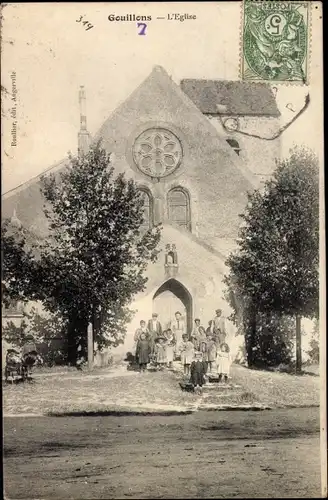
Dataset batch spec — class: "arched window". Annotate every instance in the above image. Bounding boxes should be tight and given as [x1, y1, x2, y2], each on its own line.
[167, 251, 175, 264]
[167, 188, 191, 231]
[226, 138, 241, 156]
[138, 189, 153, 231]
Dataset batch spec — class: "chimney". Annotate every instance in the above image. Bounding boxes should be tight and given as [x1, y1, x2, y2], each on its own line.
[78, 86, 91, 156]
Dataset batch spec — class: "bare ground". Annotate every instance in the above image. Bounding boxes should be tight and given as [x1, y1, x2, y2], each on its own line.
[2, 364, 320, 416]
[3, 407, 321, 499]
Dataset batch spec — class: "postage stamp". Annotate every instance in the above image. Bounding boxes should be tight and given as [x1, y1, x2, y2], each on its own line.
[241, 0, 310, 83]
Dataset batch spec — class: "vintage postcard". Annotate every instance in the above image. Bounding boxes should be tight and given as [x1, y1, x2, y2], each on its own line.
[1, 2, 325, 499]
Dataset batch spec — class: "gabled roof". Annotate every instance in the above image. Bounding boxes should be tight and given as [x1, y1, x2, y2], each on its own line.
[2, 66, 260, 240]
[180, 79, 280, 116]
[2, 157, 68, 200]
[94, 65, 258, 190]
[2, 67, 266, 205]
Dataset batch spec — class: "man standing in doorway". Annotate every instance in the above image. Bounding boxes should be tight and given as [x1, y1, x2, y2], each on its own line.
[171, 311, 186, 359]
[147, 313, 162, 355]
[213, 308, 226, 345]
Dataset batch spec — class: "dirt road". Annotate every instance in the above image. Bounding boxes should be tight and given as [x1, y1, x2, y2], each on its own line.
[4, 407, 321, 499]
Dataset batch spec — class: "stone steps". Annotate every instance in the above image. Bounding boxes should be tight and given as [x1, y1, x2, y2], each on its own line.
[203, 383, 242, 391]
[170, 363, 246, 402]
[180, 381, 242, 394]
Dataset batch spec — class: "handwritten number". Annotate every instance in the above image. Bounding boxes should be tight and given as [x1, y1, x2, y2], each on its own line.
[137, 23, 147, 35]
[76, 15, 94, 31]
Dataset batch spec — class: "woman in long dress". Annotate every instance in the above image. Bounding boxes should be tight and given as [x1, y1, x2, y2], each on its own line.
[198, 329, 208, 372]
[171, 311, 186, 360]
[134, 320, 150, 356]
[217, 342, 231, 382]
[206, 336, 217, 374]
[190, 318, 201, 349]
[180, 334, 195, 376]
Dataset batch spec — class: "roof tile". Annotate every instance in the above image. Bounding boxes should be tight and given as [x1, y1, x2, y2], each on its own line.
[180, 79, 280, 116]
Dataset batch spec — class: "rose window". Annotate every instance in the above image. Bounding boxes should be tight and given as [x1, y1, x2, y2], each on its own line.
[133, 128, 183, 178]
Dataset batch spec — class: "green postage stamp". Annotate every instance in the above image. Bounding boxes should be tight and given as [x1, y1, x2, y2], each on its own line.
[242, 1, 310, 83]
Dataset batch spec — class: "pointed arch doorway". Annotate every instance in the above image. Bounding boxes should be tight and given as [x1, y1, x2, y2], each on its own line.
[153, 279, 193, 333]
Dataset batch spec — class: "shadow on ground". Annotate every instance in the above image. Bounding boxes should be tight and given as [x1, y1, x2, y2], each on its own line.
[49, 409, 195, 417]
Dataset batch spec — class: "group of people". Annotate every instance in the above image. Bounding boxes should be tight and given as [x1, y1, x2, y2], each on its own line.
[5, 335, 42, 382]
[133, 309, 232, 390]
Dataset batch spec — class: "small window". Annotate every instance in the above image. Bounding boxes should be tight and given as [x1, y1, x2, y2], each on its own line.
[167, 251, 175, 264]
[226, 139, 241, 156]
[168, 188, 191, 231]
[138, 189, 153, 231]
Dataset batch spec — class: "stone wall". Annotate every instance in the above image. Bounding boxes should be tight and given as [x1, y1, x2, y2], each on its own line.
[208, 115, 281, 184]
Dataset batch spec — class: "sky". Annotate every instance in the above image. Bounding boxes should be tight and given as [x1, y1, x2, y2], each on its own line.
[1, 2, 323, 194]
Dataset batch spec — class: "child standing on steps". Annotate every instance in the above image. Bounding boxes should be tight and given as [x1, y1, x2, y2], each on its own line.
[217, 342, 231, 382]
[165, 328, 176, 368]
[180, 334, 195, 376]
[206, 336, 217, 374]
[190, 351, 207, 394]
[154, 336, 167, 370]
[135, 332, 151, 372]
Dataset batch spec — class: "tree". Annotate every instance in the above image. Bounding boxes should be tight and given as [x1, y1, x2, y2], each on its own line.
[2, 307, 69, 366]
[224, 147, 319, 371]
[1, 220, 39, 307]
[2, 142, 161, 364]
[306, 319, 320, 365]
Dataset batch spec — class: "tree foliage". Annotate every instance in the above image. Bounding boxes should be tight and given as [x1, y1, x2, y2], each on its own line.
[2, 143, 161, 363]
[246, 313, 295, 368]
[1, 221, 39, 306]
[2, 307, 68, 366]
[306, 319, 320, 365]
[224, 147, 319, 367]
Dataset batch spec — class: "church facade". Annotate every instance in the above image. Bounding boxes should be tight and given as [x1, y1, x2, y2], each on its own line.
[2, 66, 281, 356]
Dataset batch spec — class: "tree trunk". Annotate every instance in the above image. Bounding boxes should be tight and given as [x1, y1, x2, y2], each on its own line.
[295, 315, 302, 373]
[67, 314, 88, 366]
[67, 338, 77, 366]
[87, 305, 98, 370]
[87, 322, 94, 370]
[67, 320, 78, 366]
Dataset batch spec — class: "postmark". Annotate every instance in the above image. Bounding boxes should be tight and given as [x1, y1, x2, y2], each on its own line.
[241, 1, 310, 83]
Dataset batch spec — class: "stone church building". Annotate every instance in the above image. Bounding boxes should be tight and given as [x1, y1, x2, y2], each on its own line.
[2, 65, 281, 356]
